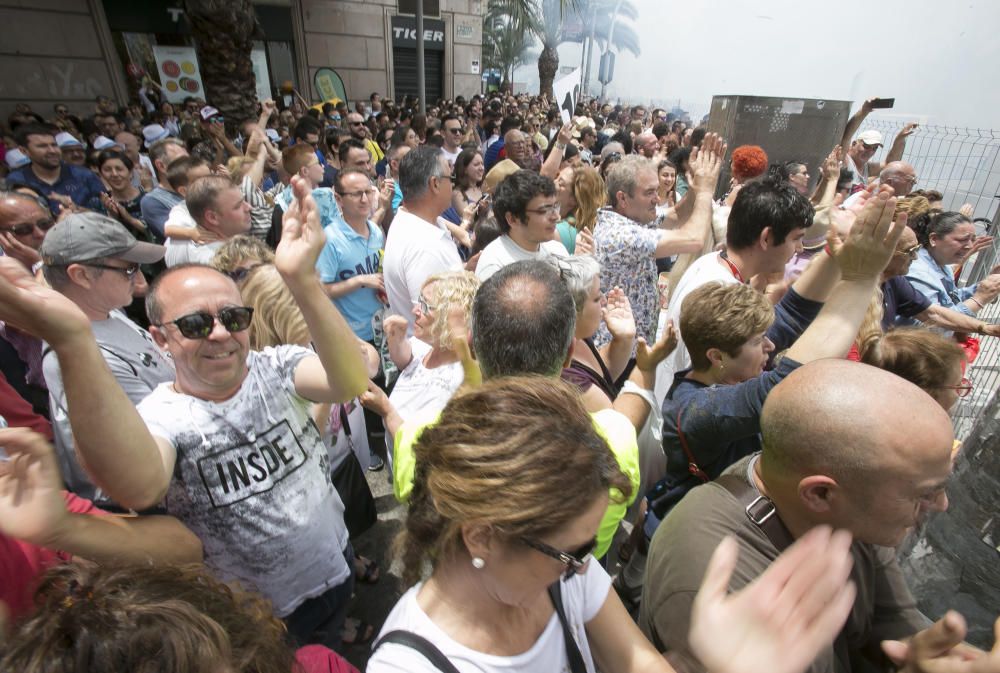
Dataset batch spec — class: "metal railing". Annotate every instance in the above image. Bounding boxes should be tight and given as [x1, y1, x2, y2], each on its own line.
[859, 120, 1000, 439]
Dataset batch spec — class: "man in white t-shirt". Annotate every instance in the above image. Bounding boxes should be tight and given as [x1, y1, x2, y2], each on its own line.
[439, 114, 464, 167]
[1, 177, 370, 648]
[654, 177, 814, 404]
[164, 175, 251, 267]
[475, 169, 568, 280]
[383, 146, 462, 333]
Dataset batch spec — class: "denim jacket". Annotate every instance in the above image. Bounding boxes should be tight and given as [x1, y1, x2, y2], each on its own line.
[904, 247, 976, 317]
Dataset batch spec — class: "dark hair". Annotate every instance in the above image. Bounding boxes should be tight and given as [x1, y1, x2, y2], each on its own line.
[499, 115, 522, 135]
[454, 148, 483, 190]
[651, 121, 670, 139]
[337, 137, 367, 165]
[471, 214, 502, 256]
[96, 148, 134, 172]
[609, 129, 632, 155]
[471, 260, 575, 378]
[165, 155, 208, 191]
[441, 113, 461, 128]
[690, 127, 707, 147]
[911, 210, 971, 247]
[398, 146, 444, 202]
[334, 167, 370, 194]
[491, 170, 556, 234]
[14, 123, 58, 147]
[291, 117, 321, 141]
[727, 176, 814, 250]
[0, 563, 296, 673]
[185, 174, 236, 224]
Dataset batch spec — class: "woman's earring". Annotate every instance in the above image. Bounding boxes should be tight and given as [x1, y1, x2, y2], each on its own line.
[471, 557, 486, 569]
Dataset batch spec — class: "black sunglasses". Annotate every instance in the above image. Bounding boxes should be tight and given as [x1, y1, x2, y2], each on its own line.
[3, 218, 56, 237]
[521, 536, 597, 580]
[85, 262, 140, 278]
[156, 306, 254, 339]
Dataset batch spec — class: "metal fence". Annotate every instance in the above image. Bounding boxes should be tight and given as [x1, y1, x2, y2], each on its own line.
[861, 121, 1000, 439]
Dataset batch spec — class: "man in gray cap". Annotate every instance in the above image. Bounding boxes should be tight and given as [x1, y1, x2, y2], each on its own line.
[39, 212, 174, 508]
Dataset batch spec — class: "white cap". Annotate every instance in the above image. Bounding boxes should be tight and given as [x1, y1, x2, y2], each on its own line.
[4, 148, 30, 169]
[142, 124, 170, 148]
[92, 136, 117, 150]
[55, 132, 84, 148]
[857, 129, 884, 147]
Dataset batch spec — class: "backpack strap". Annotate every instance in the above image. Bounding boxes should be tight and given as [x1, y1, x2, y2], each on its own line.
[371, 630, 462, 673]
[547, 582, 588, 673]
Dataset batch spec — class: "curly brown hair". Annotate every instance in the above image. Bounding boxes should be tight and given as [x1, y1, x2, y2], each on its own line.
[0, 563, 297, 673]
[398, 376, 632, 586]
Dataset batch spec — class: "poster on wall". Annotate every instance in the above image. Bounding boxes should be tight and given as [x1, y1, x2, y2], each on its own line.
[251, 49, 272, 103]
[152, 46, 205, 103]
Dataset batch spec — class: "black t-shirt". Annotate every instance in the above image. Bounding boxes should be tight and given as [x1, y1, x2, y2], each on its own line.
[882, 276, 931, 329]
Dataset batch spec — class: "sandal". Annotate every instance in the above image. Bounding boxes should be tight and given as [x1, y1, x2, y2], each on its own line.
[354, 555, 380, 584]
[340, 617, 375, 646]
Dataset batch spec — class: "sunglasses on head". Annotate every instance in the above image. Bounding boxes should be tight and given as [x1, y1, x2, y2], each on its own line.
[2, 218, 55, 237]
[156, 306, 254, 339]
[521, 536, 597, 580]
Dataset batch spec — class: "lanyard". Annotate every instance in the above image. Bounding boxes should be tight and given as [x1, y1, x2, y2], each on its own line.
[719, 251, 746, 284]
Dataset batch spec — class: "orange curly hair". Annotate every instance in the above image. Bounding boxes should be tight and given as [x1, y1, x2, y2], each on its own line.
[731, 145, 769, 181]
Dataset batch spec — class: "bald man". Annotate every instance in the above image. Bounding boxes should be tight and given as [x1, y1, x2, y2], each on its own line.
[844, 161, 917, 208]
[635, 132, 658, 159]
[640, 359, 965, 673]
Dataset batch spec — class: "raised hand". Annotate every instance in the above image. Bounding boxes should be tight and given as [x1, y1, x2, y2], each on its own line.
[689, 132, 727, 195]
[557, 122, 574, 147]
[882, 611, 1000, 673]
[382, 314, 408, 346]
[602, 287, 636, 342]
[899, 122, 919, 138]
[275, 174, 325, 283]
[0, 231, 42, 268]
[689, 526, 857, 673]
[823, 146, 843, 181]
[0, 257, 90, 347]
[635, 320, 678, 373]
[959, 204, 976, 218]
[0, 427, 70, 549]
[831, 187, 907, 281]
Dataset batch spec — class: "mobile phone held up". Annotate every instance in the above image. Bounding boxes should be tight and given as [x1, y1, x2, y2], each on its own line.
[870, 98, 895, 109]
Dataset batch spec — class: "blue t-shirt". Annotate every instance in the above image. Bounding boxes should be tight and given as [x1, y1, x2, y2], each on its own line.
[316, 217, 385, 341]
[140, 187, 184, 242]
[7, 163, 106, 214]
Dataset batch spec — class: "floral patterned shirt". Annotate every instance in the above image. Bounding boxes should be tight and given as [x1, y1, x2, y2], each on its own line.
[593, 207, 661, 347]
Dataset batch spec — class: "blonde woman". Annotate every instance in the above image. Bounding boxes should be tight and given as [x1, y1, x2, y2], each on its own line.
[555, 165, 605, 254]
[361, 271, 479, 467]
[239, 263, 382, 645]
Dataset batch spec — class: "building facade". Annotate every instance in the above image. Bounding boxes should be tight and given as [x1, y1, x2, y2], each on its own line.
[0, 0, 485, 120]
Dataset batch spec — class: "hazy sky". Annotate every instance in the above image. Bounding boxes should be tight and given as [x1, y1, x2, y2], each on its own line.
[514, 0, 1000, 129]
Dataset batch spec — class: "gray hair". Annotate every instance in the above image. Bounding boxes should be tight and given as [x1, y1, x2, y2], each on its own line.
[605, 155, 655, 208]
[148, 137, 186, 166]
[547, 255, 601, 313]
[398, 146, 445, 202]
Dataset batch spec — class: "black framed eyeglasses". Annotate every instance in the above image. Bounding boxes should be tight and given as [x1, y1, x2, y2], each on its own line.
[85, 262, 140, 278]
[3, 218, 56, 237]
[521, 536, 597, 580]
[156, 306, 254, 340]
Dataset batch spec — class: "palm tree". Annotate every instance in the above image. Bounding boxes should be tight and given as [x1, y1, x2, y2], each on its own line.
[489, 0, 640, 98]
[482, 4, 537, 91]
[184, 0, 261, 128]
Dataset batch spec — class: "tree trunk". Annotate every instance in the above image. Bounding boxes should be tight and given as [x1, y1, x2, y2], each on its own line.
[538, 44, 559, 99]
[899, 391, 1000, 649]
[184, 0, 260, 131]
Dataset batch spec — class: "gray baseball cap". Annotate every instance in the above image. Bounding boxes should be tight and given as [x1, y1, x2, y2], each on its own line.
[40, 212, 165, 266]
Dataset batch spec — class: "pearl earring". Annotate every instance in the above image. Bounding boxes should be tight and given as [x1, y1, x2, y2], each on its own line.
[471, 557, 485, 569]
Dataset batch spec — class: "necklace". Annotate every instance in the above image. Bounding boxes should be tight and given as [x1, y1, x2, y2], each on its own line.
[719, 250, 746, 284]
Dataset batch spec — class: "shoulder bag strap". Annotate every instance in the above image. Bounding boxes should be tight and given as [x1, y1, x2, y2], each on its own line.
[371, 630, 463, 673]
[676, 408, 710, 483]
[715, 473, 795, 552]
[547, 582, 588, 673]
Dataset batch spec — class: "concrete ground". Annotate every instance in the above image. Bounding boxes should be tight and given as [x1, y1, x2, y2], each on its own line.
[339, 467, 408, 671]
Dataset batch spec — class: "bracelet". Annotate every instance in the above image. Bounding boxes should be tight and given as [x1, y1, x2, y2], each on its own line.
[970, 297, 985, 309]
[979, 322, 988, 335]
[824, 244, 833, 256]
[555, 142, 567, 151]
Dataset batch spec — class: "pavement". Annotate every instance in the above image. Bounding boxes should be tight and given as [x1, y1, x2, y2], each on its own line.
[339, 465, 408, 671]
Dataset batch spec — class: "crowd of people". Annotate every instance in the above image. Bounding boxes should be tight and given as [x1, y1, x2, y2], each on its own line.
[1, 86, 999, 673]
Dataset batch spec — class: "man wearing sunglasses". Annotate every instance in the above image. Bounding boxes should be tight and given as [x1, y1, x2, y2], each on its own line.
[346, 112, 383, 166]
[439, 114, 464, 167]
[38, 212, 172, 508]
[0, 175, 370, 648]
[839, 97, 919, 193]
[0, 191, 54, 271]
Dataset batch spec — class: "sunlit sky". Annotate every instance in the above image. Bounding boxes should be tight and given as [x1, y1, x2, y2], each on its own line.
[512, 0, 1000, 129]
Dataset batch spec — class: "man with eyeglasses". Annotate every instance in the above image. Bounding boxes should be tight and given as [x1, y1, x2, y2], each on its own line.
[38, 212, 173, 508]
[843, 161, 918, 209]
[346, 112, 383, 167]
[475, 170, 568, 281]
[879, 224, 1000, 337]
[0, 175, 370, 649]
[439, 114, 465, 167]
[383, 147, 463, 334]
